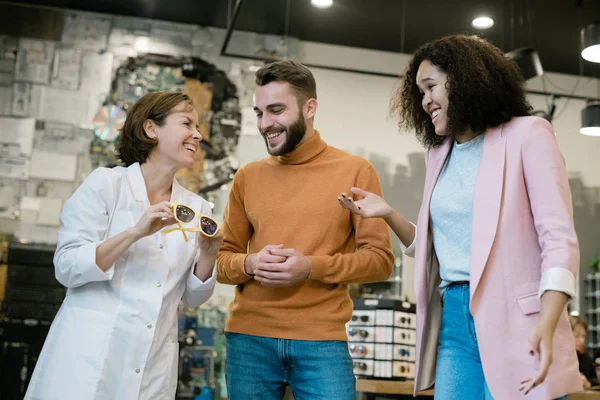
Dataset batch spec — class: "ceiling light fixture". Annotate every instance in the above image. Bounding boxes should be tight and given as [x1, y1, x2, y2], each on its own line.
[580, 103, 600, 136]
[581, 22, 600, 63]
[134, 36, 149, 53]
[472, 16, 494, 29]
[311, 0, 333, 8]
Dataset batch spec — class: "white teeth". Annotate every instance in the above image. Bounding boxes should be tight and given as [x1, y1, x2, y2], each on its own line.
[432, 110, 440, 119]
[184, 144, 195, 152]
[266, 131, 283, 139]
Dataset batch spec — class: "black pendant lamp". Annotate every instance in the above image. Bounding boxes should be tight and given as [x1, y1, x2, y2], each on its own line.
[580, 103, 600, 136]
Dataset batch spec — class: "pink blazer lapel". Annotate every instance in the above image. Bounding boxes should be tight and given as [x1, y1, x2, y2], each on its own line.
[470, 124, 506, 302]
[424, 138, 452, 205]
[415, 137, 452, 300]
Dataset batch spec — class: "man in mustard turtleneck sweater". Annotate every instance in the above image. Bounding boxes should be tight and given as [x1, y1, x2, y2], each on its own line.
[217, 60, 394, 399]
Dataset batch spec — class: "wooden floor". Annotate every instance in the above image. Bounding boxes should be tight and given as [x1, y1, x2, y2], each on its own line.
[356, 379, 433, 396]
[355, 379, 600, 399]
[279, 379, 600, 399]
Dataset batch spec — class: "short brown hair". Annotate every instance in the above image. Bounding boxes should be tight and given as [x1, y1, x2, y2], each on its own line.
[392, 34, 531, 148]
[255, 60, 317, 105]
[570, 315, 589, 332]
[116, 91, 192, 166]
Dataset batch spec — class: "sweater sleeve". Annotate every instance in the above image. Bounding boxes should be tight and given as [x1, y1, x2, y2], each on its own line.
[307, 164, 395, 284]
[216, 168, 255, 285]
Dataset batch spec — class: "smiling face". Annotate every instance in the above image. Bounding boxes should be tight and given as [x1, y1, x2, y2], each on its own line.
[253, 81, 310, 156]
[145, 101, 202, 169]
[416, 59, 450, 137]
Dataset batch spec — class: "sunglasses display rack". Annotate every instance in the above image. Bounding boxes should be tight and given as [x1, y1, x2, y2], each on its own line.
[176, 305, 228, 400]
[584, 271, 600, 355]
[348, 298, 417, 380]
[0, 238, 61, 399]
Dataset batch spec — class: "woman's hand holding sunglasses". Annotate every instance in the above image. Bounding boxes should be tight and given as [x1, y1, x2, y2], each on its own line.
[162, 203, 221, 242]
[194, 225, 224, 282]
[131, 201, 175, 240]
[197, 226, 224, 256]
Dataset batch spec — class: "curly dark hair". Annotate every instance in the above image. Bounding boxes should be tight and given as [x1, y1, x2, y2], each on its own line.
[391, 34, 532, 148]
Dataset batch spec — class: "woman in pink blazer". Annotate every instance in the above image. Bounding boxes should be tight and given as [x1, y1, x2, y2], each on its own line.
[339, 35, 581, 399]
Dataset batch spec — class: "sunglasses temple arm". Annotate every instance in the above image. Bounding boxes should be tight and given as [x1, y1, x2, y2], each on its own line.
[163, 226, 206, 234]
[179, 222, 189, 242]
[162, 225, 189, 242]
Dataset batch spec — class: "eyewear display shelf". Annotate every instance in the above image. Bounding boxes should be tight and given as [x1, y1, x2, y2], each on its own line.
[348, 298, 417, 381]
[583, 272, 600, 355]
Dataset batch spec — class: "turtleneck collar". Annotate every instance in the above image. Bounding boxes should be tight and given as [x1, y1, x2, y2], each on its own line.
[269, 130, 328, 165]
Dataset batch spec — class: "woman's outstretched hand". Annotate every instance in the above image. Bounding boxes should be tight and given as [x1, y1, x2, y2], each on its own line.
[337, 187, 393, 220]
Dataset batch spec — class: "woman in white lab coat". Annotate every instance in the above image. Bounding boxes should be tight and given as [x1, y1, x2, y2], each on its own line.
[25, 92, 223, 400]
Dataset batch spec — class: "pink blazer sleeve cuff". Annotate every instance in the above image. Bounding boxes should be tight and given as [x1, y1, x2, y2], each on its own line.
[401, 223, 417, 257]
[538, 267, 576, 299]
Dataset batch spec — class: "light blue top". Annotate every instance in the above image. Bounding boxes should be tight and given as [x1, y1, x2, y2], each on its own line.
[429, 133, 485, 291]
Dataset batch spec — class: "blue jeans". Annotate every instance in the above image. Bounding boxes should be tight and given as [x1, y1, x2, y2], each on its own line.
[434, 283, 568, 400]
[225, 332, 356, 400]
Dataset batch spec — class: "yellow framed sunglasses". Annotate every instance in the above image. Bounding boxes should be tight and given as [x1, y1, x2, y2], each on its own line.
[162, 203, 219, 242]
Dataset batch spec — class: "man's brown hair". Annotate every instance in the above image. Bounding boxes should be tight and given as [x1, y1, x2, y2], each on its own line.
[255, 60, 317, 106]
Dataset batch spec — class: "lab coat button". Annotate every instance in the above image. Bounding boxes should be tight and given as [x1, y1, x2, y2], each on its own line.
[135, 368, 140, 373]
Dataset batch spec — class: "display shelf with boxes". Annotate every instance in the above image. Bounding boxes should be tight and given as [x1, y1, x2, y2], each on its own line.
[583, 271, 600, 354]
[0, 237, 61, 399]
[348, 298, 417, 381]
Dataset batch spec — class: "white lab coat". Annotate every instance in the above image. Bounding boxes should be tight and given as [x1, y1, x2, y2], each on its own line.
[25, 162, 216, 400]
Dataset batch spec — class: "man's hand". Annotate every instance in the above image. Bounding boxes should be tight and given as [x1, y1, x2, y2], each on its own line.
[254, 248, 311, 287]
[244, 244, 286, 276]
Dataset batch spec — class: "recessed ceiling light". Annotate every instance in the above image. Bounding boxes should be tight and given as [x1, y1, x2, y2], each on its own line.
[311, 0, 333, 8]
[472, 16, 494, 29]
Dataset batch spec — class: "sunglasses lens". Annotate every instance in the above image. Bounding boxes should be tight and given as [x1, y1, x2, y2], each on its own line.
[176, 205, 195, 223]
[200, 216, 218, 235]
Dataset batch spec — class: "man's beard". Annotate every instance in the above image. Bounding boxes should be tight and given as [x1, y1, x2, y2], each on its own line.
[263, 111, 306, 156]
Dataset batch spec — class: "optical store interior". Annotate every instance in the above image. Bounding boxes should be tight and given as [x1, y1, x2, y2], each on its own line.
[1, 0, 600, 399]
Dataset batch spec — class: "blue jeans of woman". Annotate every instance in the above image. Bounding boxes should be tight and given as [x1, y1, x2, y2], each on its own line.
[434, 282, 568, 400]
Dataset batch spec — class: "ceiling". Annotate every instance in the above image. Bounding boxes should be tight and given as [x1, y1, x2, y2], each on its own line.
[9, 0, 600, 77]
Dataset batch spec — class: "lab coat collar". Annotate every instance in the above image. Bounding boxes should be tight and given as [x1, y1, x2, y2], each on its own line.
[126, 162, 189, 205]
